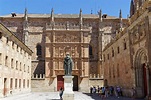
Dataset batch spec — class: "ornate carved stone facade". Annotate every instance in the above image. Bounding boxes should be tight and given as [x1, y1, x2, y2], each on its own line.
[0, 8, 128, 92]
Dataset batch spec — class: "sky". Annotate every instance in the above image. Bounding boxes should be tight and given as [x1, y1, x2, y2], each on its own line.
[0, 0, 131, 18]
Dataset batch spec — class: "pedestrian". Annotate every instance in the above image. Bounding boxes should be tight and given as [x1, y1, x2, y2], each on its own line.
[59, 87, 63, 100]
[90, 86, 93, 95]
[132, 87, 136, 100]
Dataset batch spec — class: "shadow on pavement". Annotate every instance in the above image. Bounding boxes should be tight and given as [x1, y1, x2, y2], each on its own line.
[83, 93, 100, 100]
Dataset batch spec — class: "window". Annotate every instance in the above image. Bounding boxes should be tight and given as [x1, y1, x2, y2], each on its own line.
[117, 46, 120, 54]
[6, 37, 9, 44]
[23, 79, 25, 88]
[124, 42, 127, 50]
[107, 54, 109, 60]
[123, 39, 127, 50]
[15, 79, 17, 89]
[112, 48, 114, 57]
[11, 59, 13, 68]
[19, 79, 21, 88]
[0, 32, 2, 39]
[27, 80, 29, 88]
[36, 44, 42, 56]
[12, 42, 15, 49]
[17, 45, 19, 52]
[89, 45, 93, 56]
[5, 56, 8, 66]
[10, 78, 13, 89]
[16, 61, 18, 70]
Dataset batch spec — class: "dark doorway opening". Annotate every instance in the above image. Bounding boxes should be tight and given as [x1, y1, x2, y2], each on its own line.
[73, 75, 78, 91]
[57, 75, 64, 91]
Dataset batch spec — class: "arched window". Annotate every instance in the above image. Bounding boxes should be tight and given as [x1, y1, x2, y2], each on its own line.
[89, 45, 93, 56]
[36, 44, 42, 56]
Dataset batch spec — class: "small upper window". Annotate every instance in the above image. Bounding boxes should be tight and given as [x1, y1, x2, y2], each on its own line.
[117, 46, 120, 54]
[6, 37, 9, 44]
[89, 45, 93, 56]
[0, 32, 2, 39]
[36, 44, 42, 56]
[124, 42, 127, 50]
[112, 48, 114, 57]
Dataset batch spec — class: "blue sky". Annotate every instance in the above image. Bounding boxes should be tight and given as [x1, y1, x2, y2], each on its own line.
[0, 0, 131, 18]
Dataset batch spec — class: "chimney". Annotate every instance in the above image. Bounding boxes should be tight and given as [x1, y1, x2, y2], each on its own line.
[102, 14, 107, 18]
[11, 12, 16, 17]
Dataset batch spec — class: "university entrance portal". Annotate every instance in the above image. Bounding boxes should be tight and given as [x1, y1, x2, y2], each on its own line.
[57, 75, 78, 91]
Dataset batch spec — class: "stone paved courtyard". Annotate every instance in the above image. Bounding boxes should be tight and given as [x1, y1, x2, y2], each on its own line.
[1, 92, 144, 100]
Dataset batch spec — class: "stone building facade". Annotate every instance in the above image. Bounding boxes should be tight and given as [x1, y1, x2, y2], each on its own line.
[102, 0, 151, 99]
[0, 8, 128, 92]
[0, 23, 32, 98]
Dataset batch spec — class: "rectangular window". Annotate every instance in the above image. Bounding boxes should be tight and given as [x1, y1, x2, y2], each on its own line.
[16, 61, 18, 70]
[124, 42, 127, 50]
[23, 79, 25, 88]
[27, 80, 29, 88]
[12, 42, 15, 49]
[19, 79, 21, 88]
[107, 54, 109, 60]
[10, 78, 13, 89]
[5, 56, 8, 67]
[11, 59, 13, 68]
[15, 79, 17, 89]
[6, 37, 9, 44]
[117, 46, 120, 54]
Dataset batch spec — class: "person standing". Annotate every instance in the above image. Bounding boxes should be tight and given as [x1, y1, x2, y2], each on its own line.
[59, 87, 63, 100]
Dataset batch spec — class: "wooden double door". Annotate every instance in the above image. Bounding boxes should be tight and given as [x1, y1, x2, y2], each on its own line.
[57, 75, 78, 91]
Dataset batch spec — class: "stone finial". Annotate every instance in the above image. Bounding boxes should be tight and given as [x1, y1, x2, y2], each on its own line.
[119, 9, 122, 18]
[79, 8, 83, 29]
[79, 8, 82, 16]
[99, 9, 102, 22]
[50, 8, 54, 22]
[130, 0, 135, 17]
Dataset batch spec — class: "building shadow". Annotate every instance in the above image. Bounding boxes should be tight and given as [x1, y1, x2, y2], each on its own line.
[83, 93, 100, 100]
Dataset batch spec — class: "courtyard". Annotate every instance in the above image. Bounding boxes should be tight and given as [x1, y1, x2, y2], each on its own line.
[1, 92, 144, 100]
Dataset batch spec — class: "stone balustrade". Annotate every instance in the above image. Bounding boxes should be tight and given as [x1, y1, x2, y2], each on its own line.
[89, 74, 103, 79]
[45, 23, 89, 30]
[31, 74, 45, 79]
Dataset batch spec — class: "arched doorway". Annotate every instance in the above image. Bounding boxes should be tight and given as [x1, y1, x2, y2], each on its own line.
[134, 48, 148, 98]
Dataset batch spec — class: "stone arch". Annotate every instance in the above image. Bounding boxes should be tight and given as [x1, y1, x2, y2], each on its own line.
[134, 48, 148, 98]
